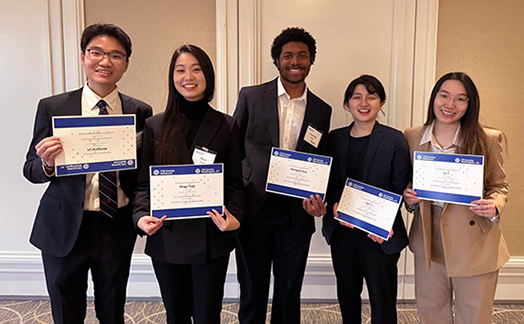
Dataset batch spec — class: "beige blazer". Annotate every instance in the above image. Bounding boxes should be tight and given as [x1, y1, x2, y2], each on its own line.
[405, 125, 509, 277]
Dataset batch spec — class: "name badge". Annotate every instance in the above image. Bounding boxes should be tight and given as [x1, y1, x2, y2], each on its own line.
[136, 131, 143, 149]
[304, 124, 322, 149]
[192, 146, 217, 165]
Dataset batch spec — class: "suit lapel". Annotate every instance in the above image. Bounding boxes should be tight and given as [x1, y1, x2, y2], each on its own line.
[263, 79, 280, 147]
[65, 88, 83, 116]
[296, 91, 318, 152]
[362, 123, 383, 182]
[190, 108, 221, 155]
[338, 124, 351, 183]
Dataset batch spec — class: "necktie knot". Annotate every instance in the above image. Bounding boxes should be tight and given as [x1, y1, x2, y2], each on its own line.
[97, 100, 108, 115]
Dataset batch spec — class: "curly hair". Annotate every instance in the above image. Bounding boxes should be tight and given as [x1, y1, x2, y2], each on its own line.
[270, 27, 316, 67]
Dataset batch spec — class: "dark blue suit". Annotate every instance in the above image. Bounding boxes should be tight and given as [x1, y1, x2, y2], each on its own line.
[23, 88, 152, 324]
[323, 122, 411, 324]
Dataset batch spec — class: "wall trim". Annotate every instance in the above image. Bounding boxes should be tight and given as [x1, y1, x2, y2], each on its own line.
[1, 252, 523, 300]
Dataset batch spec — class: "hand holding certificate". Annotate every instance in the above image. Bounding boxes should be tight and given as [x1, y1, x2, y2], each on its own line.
[150, 164, 224, 220]
[265, 148, 332, 200]
[412, 151, 484, 205]
[52, 115, 137, 176]
[336, 179, 402, 240]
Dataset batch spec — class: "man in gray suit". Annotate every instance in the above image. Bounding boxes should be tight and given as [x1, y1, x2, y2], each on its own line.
[233, 27, 332, 324]
[23, 23, 152, 324]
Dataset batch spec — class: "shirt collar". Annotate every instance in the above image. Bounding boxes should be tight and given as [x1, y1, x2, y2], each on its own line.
[83, 82, 120, 111]
[420, 120, 461, 148]
[277, 77, 308, 104]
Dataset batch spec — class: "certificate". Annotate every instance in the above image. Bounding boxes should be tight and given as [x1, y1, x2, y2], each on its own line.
[337, 179, 402, 240]
[52, 115, 136, 176]
[413, 151, 484, 205]
[150, 164, 223, 220]
[265, 148, 332, 200]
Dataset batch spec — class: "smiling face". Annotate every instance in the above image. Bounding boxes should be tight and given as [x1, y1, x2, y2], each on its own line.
[276, 41, 311, 85]
[81, 35, 128, 97]
[347, 84, 384, 124]
[433, 80, 469, 126]
[173, 52, 206, 102]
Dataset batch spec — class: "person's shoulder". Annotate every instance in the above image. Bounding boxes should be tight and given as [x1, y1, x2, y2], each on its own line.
[483, 126, 504, 140]
[404, 125, 425, 138]
[120, 93, 153, 111]
[39, 88, 81, 105]
[307, 89, 332, 110]
[145, 112, 163, 129]
[377, 123, 404, 138]
[239, 79, 276, 95]
[329, 125, 350, 137]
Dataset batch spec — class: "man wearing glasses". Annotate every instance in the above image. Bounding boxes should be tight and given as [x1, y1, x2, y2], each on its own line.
[23, 23, 152, 323]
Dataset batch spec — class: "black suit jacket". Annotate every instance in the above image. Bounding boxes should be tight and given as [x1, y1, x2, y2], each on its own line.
[322, 122, 411, 254]
[23, 88, 153, 257]
[233, 78, 332, 235]
[133, 109, 244, 264]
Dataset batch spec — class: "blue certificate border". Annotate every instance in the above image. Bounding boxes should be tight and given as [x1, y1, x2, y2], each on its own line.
[152, 206, 223, 219]
[56, 159, 135, 176]
[337, 212, 390, 240]
[336, 179, 401, 240]
[265, 148, 331, 200]
[53, 115, 135, 128]
[150, 163, 224, 219]
[413, 151, 484, 205]
[271, 148, 332, 165]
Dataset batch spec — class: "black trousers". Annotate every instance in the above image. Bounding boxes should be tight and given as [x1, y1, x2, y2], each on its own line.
[42, 210, 136, 324]
[152, 254, 230, 324]
[237, 195, 312, 324]
[330, 225, 400, 324]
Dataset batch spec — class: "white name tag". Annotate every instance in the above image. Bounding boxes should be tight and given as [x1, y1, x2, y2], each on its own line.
[192, 146, 217, 165]
[304, 125, 322, 149]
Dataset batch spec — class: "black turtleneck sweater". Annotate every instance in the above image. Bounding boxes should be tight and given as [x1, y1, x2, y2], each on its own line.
[178, 97, 210, 149]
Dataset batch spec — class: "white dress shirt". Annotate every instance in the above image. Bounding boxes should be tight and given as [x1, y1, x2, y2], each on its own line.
[277, 77, 308, 150]
[82, 84, 129, 210]
[420, 121, 461, 208]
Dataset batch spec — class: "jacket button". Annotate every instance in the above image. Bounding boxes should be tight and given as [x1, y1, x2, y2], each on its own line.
[469, 220, 475, 226]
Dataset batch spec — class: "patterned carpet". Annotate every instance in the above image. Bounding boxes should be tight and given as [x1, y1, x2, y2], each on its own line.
[0, 300, 523, 323]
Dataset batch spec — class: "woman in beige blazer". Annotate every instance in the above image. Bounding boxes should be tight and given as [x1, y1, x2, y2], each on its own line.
[403, 72, 509, 324]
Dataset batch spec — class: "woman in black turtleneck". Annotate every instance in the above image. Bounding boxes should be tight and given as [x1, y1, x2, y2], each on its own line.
[133, 44, 243, 324]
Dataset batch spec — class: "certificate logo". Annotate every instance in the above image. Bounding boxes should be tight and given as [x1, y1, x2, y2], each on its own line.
[153, 170, 160, 175]
[455, 158, 460, 163]
[195, 168, 201, 174]
[127, 160, 134, 166]
[83, 163, 89, 169]
[378, 192, 383, 197]
[307, 157, 312, 162]
[274, 151, 279, 156]
[416, 154, 422, 160]
[348, 181, 353, 187]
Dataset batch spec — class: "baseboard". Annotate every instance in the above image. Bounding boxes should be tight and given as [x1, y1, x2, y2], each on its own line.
[1, 252, 523, 301]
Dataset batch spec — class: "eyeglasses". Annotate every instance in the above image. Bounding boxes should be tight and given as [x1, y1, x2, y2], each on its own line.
[437, 91, 469, 105]
[85, 48, 126, 64]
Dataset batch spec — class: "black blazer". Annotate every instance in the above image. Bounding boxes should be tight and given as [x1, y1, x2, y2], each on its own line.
[23, 88, 153, 257]
[322, 122, 411, 254]
[133, 108, 244, 264]
[233, 78, 332, 235]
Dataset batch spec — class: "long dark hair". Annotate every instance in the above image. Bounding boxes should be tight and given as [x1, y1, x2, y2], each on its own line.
[425, 72, 488, 155]
[156, 44, 215, 164]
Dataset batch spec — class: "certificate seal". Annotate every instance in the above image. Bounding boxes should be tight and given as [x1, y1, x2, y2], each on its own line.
[153, 170, 160, 175]
[83, 164, 89, 169]
[274, 151, 279, 156]
[307, 157, 312, 162]
[455, 158, 460, 163]
[127, 160, 134, 166]
[195, 168, 201, 174]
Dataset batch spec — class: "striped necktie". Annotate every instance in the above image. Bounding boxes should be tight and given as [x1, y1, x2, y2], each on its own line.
[97, 100, 117, 219]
